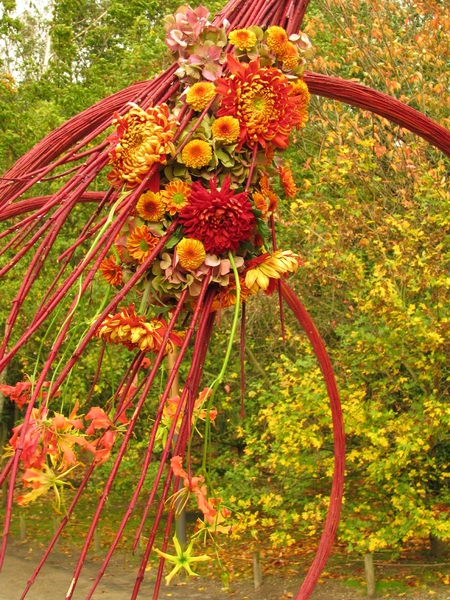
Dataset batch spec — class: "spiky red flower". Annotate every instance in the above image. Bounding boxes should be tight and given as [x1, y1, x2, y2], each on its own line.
[178, 176, 255, 255]
[216, 55, 304, 149]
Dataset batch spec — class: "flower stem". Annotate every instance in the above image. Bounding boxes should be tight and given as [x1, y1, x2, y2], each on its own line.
[202, 252, 241, 472]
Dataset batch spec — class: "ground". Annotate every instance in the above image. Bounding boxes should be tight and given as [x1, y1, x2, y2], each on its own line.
[3, 540, 450, 600]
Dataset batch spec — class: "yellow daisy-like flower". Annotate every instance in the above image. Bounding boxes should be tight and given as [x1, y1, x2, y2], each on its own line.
[228, 28, 257, 51]
[176, 238, 206, 270]
[136, 191, 166, 222]
[108, 104, 175, 188]
[279, 41, 299, 70]
[127, 225, 159, 264]
[245, 250, 300, 294]
[161, 180, 192, 216]
[186, 82, 216, 112]
[181, 139, 212, 169]
[211, 116, 240, 143]
[266, 26, 288, 55]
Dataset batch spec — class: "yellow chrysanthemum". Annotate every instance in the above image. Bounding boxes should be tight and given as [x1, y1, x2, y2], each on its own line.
[108, 104, 175, 188]
[127, 225, 159, 264]
[211, 116, 240, 143]
[245, 250, 300, 294]
[176, 238, 206, 270]
[136, 191, 166, 221]
[161, 180, 192, 216]
[181, 139, 212, 169]
[186, 82, 216, 112]
[228, 28, 257, 51]
[279, 41, 299, 70]
[266, 26, 288, 55]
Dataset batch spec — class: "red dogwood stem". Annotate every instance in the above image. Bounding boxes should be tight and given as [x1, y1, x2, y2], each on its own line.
[280, 281, 345, 600]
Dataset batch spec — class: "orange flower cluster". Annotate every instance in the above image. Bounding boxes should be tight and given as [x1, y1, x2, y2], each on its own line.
[107, 104, 176, 188]
[216, 56, 305, 149]
[96, 305, 183, 354]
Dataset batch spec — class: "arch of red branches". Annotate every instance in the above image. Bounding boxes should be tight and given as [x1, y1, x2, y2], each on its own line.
[0, 1, 449, 599]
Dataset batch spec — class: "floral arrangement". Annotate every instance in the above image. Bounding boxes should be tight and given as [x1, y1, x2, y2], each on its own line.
[96, 6, 311, 358]
[2, 4, 313, 594]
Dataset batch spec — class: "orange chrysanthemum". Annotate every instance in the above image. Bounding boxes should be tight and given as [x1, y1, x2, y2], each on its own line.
[108, 104, 175, 188]
[176, 238, 206, 270]
[216, 56, 304, 149]
[136, 191, 166, 221]
[260, 174, 279, 213]
[99, 255, 123, 286]
[161, 180, 192, 216]
[279, 41, 299, 70]
[127, 225, 159, 264]
[181, 139, 212, 169]
[228, 28, 257, 51]
[266, 26, 288, 54]
[211, 116, 240, 143]
[186, 82, 216, 111]
[278, 164, 298, 198]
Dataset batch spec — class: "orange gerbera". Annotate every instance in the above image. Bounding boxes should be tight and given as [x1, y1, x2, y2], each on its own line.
[181, 139, 212, 169]
[211, 116, 240, 143]
[99, 255, 123, 286]
[127, 225, 159, 263]
[216, 56, 304, 149]
[186, 82, 216, 111]
[136, 191, 166, 222]
[266, 26, 288, 54]
[278, 164, 298, 198]
[176, 238, 206, 270]
[107, 104, 175, 188]
[161, 180, 191, 215]
[279, 41, 299, 70]
[228, 28, 257, 51]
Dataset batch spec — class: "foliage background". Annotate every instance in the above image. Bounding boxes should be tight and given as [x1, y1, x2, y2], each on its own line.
[1, 0, 450, 557]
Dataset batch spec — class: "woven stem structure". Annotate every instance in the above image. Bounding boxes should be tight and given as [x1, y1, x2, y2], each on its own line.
[1, 0, 449, 599]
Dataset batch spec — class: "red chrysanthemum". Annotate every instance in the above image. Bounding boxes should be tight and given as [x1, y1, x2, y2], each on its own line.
[179, 176, 255, 256]
[216, 55, 304, 149]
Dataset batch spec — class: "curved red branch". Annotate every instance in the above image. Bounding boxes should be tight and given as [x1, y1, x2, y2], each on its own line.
[280, 281, 345, 600]
[304, 71, 450, 157]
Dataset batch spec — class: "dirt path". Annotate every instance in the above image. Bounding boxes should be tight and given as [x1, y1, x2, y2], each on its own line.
[2, 541, 450, 600]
